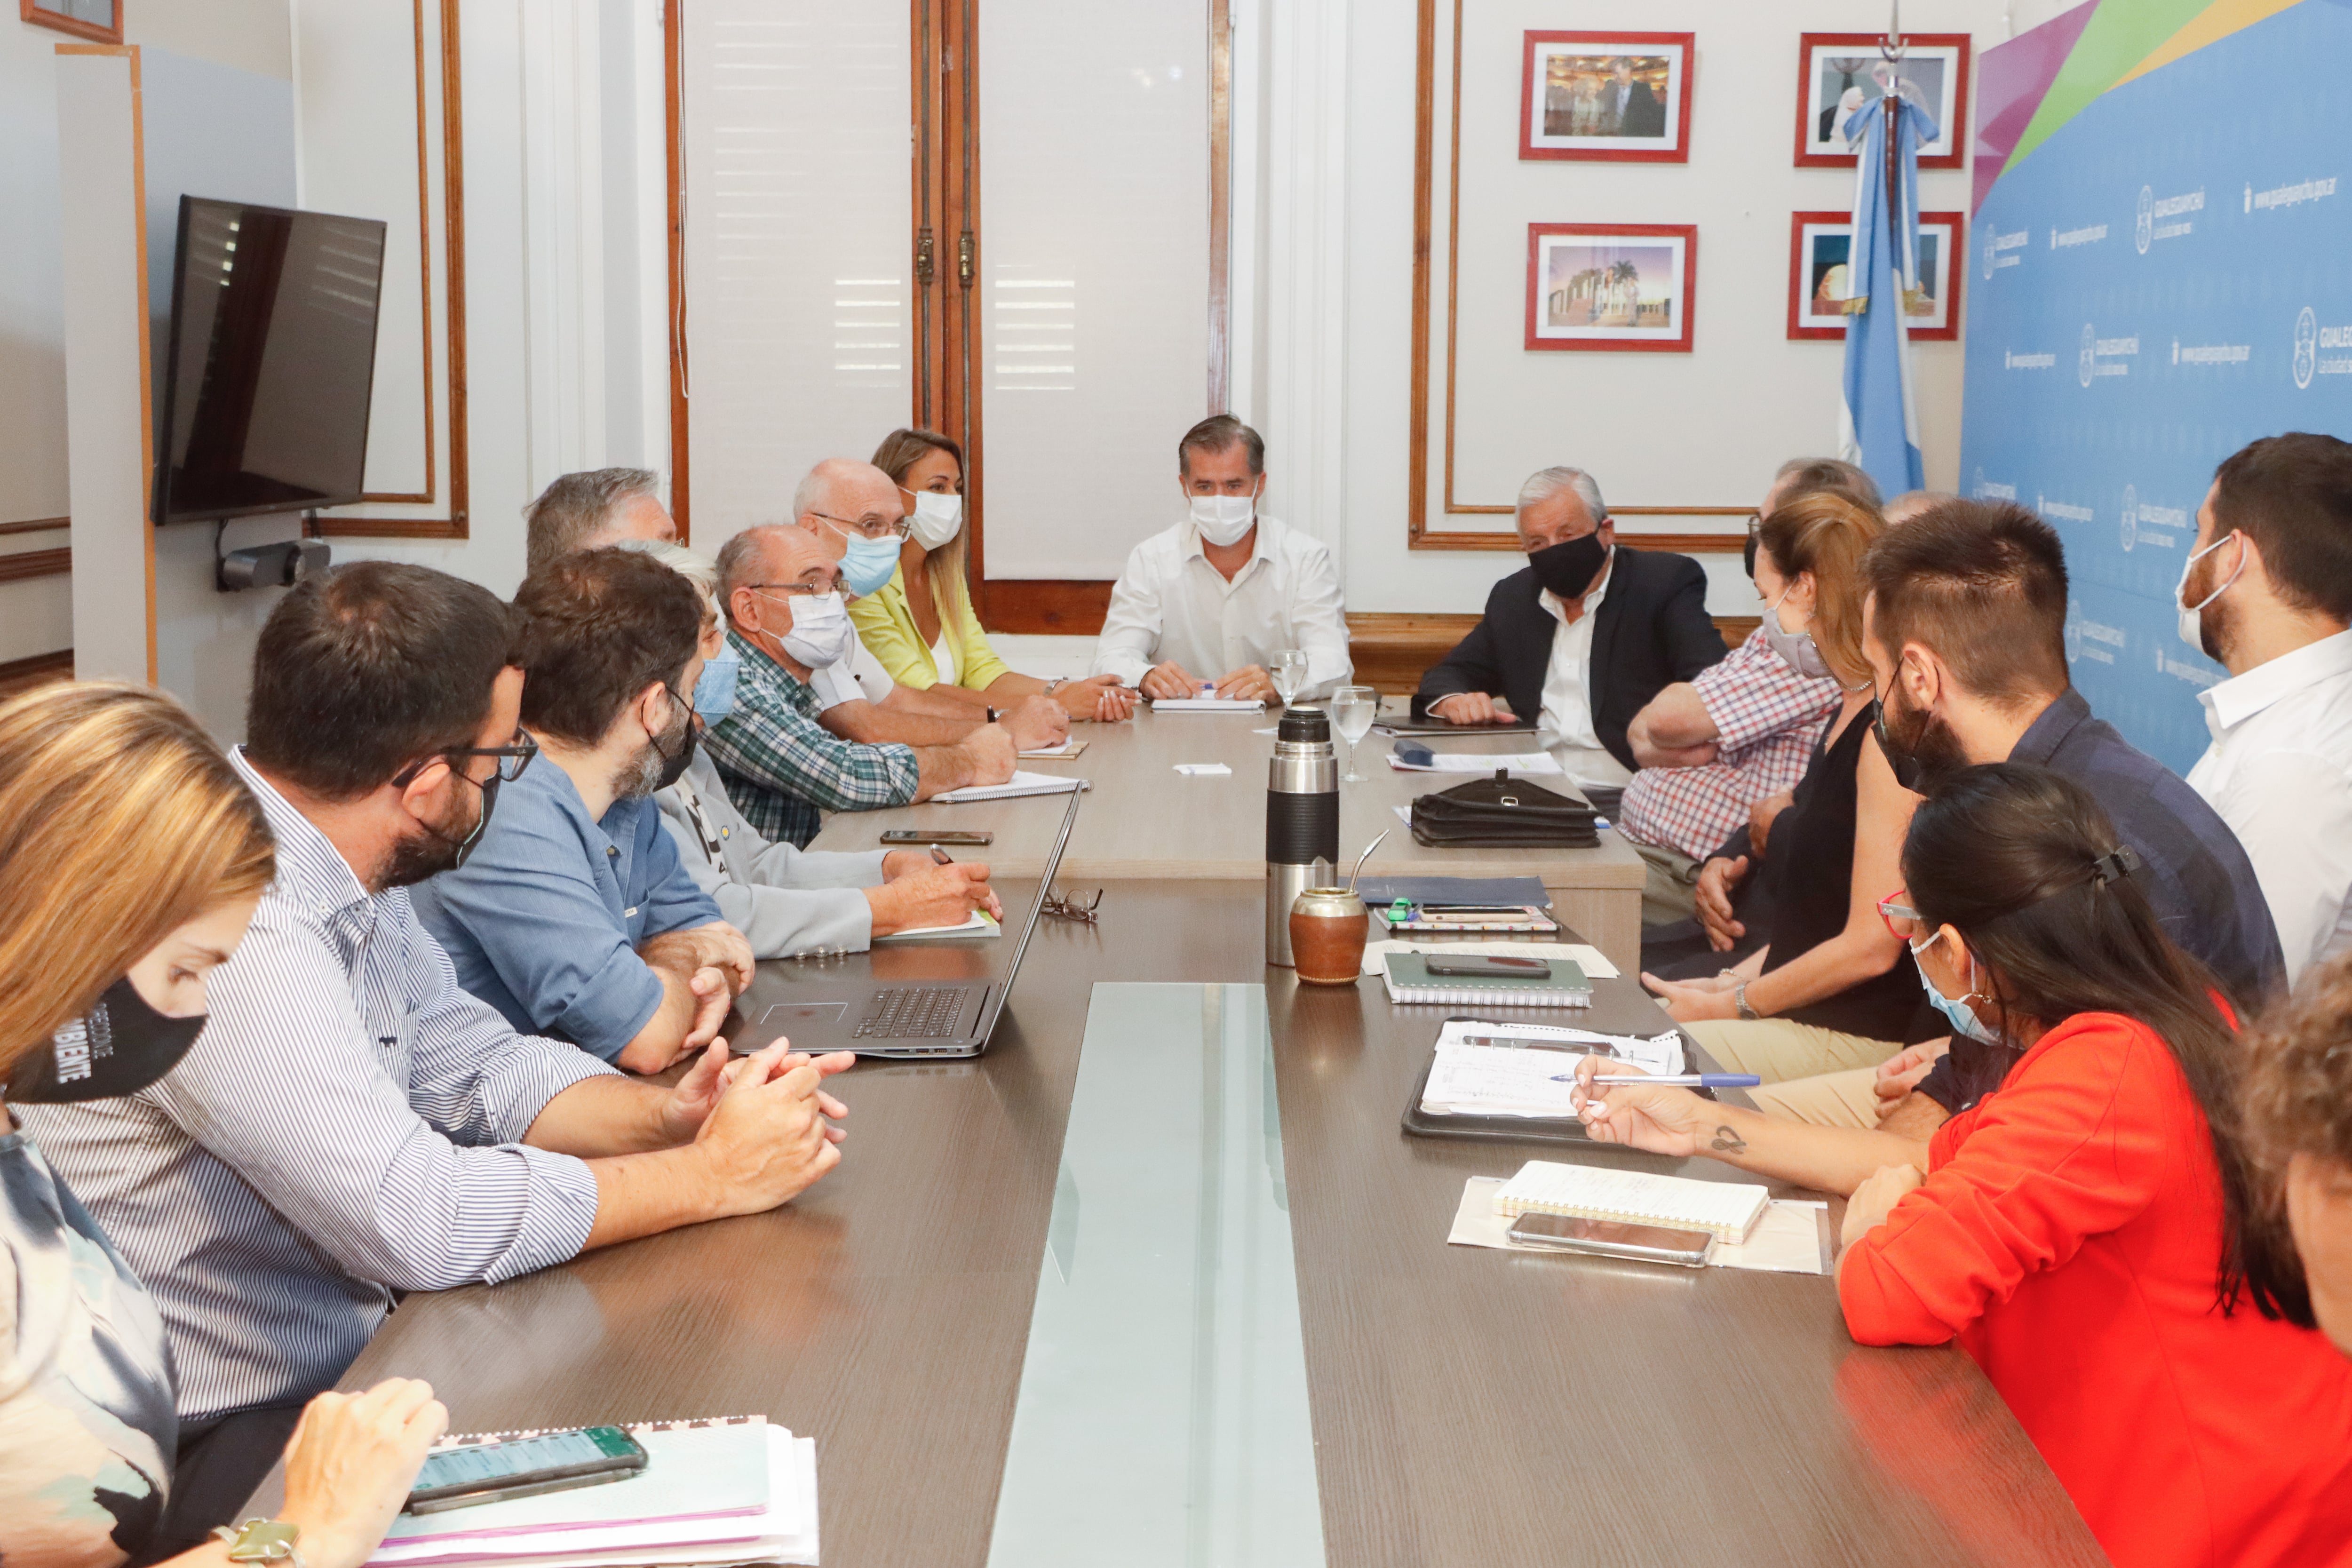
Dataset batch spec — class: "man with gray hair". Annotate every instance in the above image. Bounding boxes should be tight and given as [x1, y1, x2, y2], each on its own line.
[1416, 465, 1723, 788]
[525, 468, 677, 575]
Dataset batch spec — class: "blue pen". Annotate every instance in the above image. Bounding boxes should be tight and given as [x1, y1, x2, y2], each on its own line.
[1551, 1073, 1762, 1088]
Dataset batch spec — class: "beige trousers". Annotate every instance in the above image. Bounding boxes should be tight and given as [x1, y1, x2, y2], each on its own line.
[1679, 1021, 1902, 1126]
[1625, 835, 1702, 928]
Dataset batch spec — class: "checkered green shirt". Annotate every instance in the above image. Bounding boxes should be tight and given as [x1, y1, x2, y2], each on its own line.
[704, 629, 920, 847]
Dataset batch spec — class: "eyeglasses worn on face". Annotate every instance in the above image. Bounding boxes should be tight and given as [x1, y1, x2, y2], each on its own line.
[392, 731, 540, 791]
[747, 582, 838, 599]
[814, 510, 913, 541]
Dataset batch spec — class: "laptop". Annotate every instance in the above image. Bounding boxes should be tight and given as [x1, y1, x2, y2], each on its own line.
[729, 784, 1083, 1059]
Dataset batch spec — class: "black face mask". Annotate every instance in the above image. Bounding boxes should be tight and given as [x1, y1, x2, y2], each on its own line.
[1528, 533, 1610, 600]
[380, 773, 499, 890]
[8, 976, 208, 1103]
[1871, 687, 1969, 793]
[651, 702, 698, 793]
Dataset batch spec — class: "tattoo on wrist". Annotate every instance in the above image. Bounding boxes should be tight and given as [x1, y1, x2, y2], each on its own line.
[1709, 1124, 1748, 1155]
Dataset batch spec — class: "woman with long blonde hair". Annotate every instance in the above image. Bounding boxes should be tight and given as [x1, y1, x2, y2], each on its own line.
[0, 683, 445, 1568]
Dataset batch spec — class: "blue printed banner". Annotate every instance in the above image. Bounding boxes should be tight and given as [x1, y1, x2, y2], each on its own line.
[1961, 0, 2352, 774]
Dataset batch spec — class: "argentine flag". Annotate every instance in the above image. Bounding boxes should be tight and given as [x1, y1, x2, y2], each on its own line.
[1838, 90, 1934, 497]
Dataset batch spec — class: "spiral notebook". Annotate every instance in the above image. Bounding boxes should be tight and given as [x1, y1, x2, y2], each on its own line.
[1380, 953, 1591, 1007]
[1494, 1159, 1770, 1243]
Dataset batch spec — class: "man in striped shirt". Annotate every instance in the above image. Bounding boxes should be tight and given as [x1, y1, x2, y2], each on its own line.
[22, 563, 852, 1547]
[703, 525, 1017, 846]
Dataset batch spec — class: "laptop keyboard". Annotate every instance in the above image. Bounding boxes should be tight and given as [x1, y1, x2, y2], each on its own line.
[854, 986, 974, 1039]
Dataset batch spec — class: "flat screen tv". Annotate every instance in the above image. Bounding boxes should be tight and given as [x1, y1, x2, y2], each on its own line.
[153, 195, 388, 525]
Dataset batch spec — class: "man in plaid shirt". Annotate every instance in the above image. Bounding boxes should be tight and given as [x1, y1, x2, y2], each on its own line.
[705, 526, 1016, 846]
[1616, 459, 1877, 926]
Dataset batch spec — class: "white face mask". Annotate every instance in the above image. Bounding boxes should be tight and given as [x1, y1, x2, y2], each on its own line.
[2174, 531, 2244, 652]
[908, 490, 963, 550]
[1189, 493, 1257, 547]
[777, 590, 853, 670]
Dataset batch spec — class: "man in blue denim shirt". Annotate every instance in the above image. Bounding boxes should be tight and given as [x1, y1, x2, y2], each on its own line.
[414, 549, 754, 1071]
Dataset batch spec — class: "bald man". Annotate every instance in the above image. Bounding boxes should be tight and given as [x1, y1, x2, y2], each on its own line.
[785, 458, 1068, 754]
[700, 525, 1017, 847]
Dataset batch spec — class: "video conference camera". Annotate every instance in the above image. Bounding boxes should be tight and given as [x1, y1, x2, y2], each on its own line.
[216, 538, 332, 593]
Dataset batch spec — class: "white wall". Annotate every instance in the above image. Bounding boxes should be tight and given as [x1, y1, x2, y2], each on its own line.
[1281, 0, 2015, 621]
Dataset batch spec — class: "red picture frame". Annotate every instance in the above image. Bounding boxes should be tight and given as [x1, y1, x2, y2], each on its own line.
[1519, 32, 1695, 164]
[20, 0, 122, 44]
[1525, 223, 1698, 354]
[1787, 210, 1964, 342]
[1794, 33, 1971, 171]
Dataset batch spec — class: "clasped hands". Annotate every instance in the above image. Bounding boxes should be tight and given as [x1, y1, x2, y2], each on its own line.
[1139, 660, 1277, 702]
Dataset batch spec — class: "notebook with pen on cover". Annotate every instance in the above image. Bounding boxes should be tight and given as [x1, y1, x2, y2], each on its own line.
[1381, 952, 1591, 1007]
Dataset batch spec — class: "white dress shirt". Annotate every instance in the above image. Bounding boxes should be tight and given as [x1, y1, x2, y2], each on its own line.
[808, 631, 897, 710]
[1535, 554, 1632, 788]
[2186, 627, 2352, 984]
[1092, 514, 1352, 696]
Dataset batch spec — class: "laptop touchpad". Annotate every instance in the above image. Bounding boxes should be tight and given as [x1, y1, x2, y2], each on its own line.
[760, 1002, 850, 1026]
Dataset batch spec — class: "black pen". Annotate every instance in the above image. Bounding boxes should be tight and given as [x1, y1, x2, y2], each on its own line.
[930, 845, 954, 867]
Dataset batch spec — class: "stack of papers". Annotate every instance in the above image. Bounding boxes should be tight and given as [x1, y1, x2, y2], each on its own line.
[1419, 1018, 1683, 1119]
[928, 770, 1085, 804]
[1445, 1177, 1829, 1274]
[370, 1421, 817, 1567]
[1017, 739, 1086, 759]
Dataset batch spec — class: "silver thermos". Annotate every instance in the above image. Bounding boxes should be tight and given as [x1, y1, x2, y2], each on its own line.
[1265, 707, 1340, 966]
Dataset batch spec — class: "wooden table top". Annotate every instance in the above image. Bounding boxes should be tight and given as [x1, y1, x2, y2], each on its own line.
[323, 881, 2104, 1568]
[803, 702, 1646, 894]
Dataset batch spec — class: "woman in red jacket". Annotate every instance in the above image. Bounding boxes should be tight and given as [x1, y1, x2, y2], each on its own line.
[1581, 762, 2352, 1568]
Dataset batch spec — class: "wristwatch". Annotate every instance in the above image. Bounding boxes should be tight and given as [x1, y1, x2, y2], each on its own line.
[985, 706, 1000, 724]
[1043, 677, 1066, 695]
[215, 1519, 305, 1568]
[1732, 980, 1759, 1021]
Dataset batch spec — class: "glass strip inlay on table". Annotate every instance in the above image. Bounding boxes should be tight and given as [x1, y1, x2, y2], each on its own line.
[986, 983, 1326, 1566]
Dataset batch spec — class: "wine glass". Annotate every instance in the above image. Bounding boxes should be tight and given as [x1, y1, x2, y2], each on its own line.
[1272, 649, 1310, 708]
[1332, 684, 1377, 783]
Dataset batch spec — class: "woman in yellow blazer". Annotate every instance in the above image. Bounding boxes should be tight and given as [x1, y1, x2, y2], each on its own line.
[852, 428, 1135, 722]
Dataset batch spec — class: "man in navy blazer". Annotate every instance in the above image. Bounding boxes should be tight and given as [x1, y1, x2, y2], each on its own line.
[1415, 467, 1725, 787]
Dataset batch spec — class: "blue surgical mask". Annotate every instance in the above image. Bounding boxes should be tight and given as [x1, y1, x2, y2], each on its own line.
[692, 648, 739, 724]
[823, 520, 903, 597]
[1910, 931, 1998, 1044]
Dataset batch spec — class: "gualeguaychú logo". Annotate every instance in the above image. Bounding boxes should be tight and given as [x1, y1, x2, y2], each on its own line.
[2136, 185, 2154, 254]
[1983, 226, 1998, 281]
[2065, 618, 2083, 665]
[2079, 323, 2097, 388]
[2296, 306, 2319, 390]
[2120, 486, 2137, 552]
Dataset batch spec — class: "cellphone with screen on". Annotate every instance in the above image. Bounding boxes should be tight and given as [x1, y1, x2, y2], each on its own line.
[404, 1426, 648, 1514]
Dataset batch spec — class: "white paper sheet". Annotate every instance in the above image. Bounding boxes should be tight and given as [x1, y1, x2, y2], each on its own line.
[1445, 1178, 1827, 1275]
[1017, 740, 1086, 759]
[1418, 1021, 1684, 1120]
[874, 910, 999, 941]
[1173, 763, 1232, 776]
[927, 771, 1085, 804]
[1149, 697, 1264, 712]
[1388, 750, 1563, 775]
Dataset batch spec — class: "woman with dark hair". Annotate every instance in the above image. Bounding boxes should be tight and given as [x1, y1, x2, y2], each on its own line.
[846, 428, 1134, 723]
[1579, 762, 2352, 1568]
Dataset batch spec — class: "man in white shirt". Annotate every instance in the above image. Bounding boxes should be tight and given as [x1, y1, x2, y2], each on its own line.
[1092, 416, 1352, 701]
[1417, 468, 1724, 787]
[2181, 431, 2352, 985]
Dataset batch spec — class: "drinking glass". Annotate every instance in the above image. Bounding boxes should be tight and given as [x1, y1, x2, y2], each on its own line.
[1272, 649, 1310, 708]
[1332, 685, 1377, 783]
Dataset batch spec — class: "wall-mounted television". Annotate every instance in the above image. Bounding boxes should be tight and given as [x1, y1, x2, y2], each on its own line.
[153, 195, 387, 525]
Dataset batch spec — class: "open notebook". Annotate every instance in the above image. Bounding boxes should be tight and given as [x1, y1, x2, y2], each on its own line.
[1494, 1159, 1770, 1244]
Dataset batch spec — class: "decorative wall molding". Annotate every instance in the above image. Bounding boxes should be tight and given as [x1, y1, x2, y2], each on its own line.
[0, 516, 72, 537]
[0, 547, 72, 584]
[311, 0, 470, 540]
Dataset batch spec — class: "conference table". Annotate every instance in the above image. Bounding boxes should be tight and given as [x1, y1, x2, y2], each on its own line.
[805, 702, 1650, 973]
[311, 708, 2107, 1567]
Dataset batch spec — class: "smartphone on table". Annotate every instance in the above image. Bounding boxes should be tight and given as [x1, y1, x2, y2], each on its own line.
[404, 1425, 648, 1514]
[1422, 954, 1553, 979]
[1506, 1214, 1717, 1268]
[880, 829, 994, 846]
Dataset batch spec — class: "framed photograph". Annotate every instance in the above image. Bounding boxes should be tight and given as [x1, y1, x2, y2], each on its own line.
[1520, 32, 1695, 163]
[1526, 224, 1697, 353]
[19, 0, 121, 44]
[1788, 210, 1963, 342]
[1793, 34, 1970, 169]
